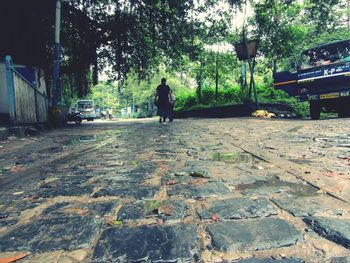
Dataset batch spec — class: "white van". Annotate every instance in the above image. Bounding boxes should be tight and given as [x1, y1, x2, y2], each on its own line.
[76, 100, 96, 121]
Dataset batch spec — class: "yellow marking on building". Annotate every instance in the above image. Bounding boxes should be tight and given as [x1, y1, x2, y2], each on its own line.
[320, 93, 339, 99]
[273, 80, 297, 86]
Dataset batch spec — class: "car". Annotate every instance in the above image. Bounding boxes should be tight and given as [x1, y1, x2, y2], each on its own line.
[76, 100, 96, 121]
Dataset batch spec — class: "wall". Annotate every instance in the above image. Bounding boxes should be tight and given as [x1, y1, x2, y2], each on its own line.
[0, 63, 8, 114]
[0, 62, 47, 115]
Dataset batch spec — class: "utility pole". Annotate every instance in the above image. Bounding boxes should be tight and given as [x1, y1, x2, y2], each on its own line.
[53, 0, 61, 106]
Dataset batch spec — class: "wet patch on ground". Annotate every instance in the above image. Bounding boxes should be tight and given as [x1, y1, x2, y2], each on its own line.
[304, 216, 350, 249]
[167, 181, 231, 199]
[211, 151, 256, 164]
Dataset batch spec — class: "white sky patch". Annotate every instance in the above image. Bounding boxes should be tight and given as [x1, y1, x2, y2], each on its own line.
[195, 0, 253, 30]
[205, 42, 235, 53]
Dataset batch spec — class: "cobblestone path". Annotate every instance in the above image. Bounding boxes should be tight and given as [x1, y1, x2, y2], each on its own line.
[0, 118, 349, 262]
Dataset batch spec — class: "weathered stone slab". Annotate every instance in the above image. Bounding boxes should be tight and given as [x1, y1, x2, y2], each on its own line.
[167, 182, 231, 199]
[177, 166, 212, 178]
[162, 174, 191, 185]
[238, 178, 317, 197]
[118, 200, 188, 223]
[43, 201, 117, 217]
[2, 198, 44, 215]
[93, 185, 159, 199]
[303, 216, 350, 249]
[198, 198, 277, 220]
[35, 175, 94, 197]
[272, 197, 343, 217]
[118, 163, 157, 181]
[237, 258, 304, 263]
[0, 218, 18, 227]
[37, 185, 94, 198]
[225, 174, 268, 187]
[330, 256, 350, 263]
[92, 224, 199, 262]
[0, 211, 9, 219]
[206, 218, 303, 252]
[0, 216, 101, 252]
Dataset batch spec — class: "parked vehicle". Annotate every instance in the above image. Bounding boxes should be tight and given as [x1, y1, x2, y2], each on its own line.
[66, 109, 82, 124]
[274, 39, 350, 119]
[76, 100, 96, 121]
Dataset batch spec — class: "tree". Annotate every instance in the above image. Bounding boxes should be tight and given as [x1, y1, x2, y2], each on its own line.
[253, 0, 308, 71]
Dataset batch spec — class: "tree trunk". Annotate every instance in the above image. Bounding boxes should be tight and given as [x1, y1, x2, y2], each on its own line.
[215, 52, 219, 99]
[347, 0, 350, 31]
[93, 50, 98, 85]
[197, 62, 204, 101]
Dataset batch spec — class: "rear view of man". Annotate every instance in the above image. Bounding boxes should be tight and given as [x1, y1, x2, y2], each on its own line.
[155, 78, 173, 123]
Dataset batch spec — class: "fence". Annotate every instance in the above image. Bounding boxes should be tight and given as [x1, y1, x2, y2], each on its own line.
[5, 56, 48, 125]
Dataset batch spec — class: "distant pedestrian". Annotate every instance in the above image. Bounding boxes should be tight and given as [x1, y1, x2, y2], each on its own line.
[108, 108, 113, 120]
[169, 90, 175, 122]
[155, 78, 173, 123]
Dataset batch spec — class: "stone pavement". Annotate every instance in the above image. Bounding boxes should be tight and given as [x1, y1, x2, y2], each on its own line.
[0, 118, 349, 262]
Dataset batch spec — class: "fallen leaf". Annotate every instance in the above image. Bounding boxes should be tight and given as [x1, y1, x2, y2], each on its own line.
[156, 219, 163, 225]
[159, 165, 169, 171]
[316, 187, 327, 194]
[27, 195, 39, 201]
[64, 208, 89, 216]
[0, 253, 29, 263]
[158, 204, 173, 216]
[13, 191, 25, 195]
[165, 180, 176, 185]
[211, 214, 219, 222]
[10, 166, 21, 173]
[113, 220, 122, 227]
[189, 171, 205, 178]
[191, 178, 207, 187]
[325, 171, 350, 180]
[337, 156, 350, 160]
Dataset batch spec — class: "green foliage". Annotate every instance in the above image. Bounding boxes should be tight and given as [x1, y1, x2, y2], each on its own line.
[113, 69, 195, 116]
[87, 82, 120, 109]
[65, 0, 349, 120]
[253, 0, 308, 65]
[256, 85, 309, 117]
[175, 85, 242, 111]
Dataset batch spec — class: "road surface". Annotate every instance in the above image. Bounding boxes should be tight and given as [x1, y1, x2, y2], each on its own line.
[0, 118, 349, 262]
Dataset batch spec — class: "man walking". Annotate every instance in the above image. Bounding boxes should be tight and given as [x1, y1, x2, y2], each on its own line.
[155, 78, 173, 123]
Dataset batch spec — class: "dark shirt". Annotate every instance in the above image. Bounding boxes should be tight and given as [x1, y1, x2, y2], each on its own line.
[156, 84, 170, 105]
